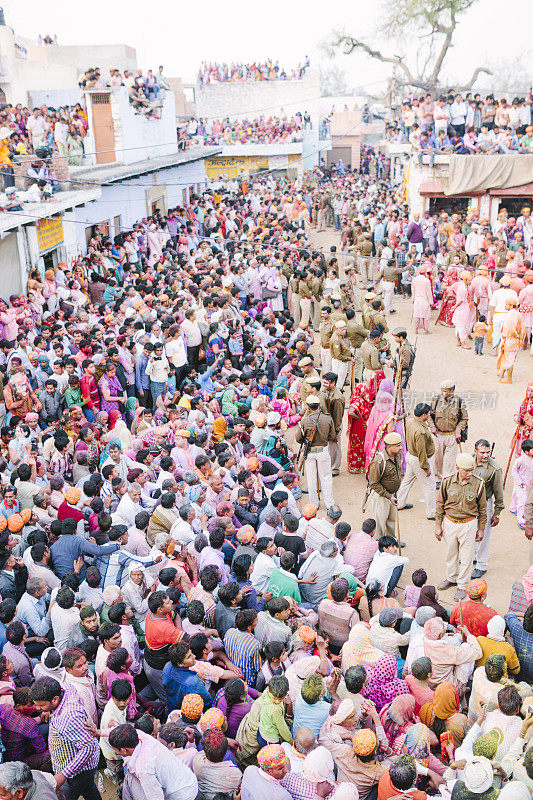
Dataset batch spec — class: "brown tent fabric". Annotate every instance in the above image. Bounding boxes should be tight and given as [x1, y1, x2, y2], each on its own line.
[442, 154, 533, 196]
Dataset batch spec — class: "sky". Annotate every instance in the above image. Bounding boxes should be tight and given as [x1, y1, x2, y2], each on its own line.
[3, 0, 532, 94]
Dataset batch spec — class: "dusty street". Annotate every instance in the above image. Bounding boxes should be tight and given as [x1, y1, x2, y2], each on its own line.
[299, 225, 531, 616]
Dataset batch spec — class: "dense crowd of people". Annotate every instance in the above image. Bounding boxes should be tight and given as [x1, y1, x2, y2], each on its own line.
[200, 116, 304, 146]
[385, 91, 533, 157]
[0, 163, 532, 800]
[197, 59, 310, 86]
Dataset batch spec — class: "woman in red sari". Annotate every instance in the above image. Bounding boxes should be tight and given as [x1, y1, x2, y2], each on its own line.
[435, 267, 459, 327]
[514, 382, 533, 455]
[346, 370, 384, 473]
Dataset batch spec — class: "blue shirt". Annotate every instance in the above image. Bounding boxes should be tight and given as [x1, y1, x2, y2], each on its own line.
[135, 353, 150, 391]
[16, 591, 50, 637]
[292, 695, 331, 739]
[505, 612, 533, 683]
[161, 664, 213, 713]
[50, 536, 119, 580]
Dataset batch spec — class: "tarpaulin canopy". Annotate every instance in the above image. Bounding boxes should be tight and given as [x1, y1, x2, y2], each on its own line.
[442, 154, 533, 196]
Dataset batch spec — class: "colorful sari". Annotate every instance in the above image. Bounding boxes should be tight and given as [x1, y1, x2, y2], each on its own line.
[452, 280, 476, 343]
[363, 380, 406, 473]
[436, 269, 459, 327]
[346, 371, 384, 473]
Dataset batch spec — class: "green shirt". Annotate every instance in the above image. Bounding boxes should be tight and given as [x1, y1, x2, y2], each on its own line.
[64, 386, 83, 408]
[268, 567, 301, 603]
[258, 688, 293, 744]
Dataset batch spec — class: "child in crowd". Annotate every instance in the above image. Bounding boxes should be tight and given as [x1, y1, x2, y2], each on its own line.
[99, 678, 132, 784]
[366, 535, 410, 598]
[255, 642, 287, 692]
[403, 568, 428, 610]
[510, 438, 533, 528]
[473, 314, 489, 355]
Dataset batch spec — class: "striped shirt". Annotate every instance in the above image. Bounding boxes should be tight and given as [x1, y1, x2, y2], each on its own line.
[224, 628, 262, 685]
[49, 686, 100, 778]
[187, 585, 216, 627]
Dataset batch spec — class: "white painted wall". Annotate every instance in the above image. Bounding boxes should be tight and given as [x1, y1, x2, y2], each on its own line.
[73, 159, 208, 249]
[196, 70, 320, 124]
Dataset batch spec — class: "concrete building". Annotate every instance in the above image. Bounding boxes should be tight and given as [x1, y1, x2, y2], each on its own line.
[390, 144, 533, 228]
[326, 107, 380, 169]
[196, 69, 321, 124]
[0, 83, 219, 297]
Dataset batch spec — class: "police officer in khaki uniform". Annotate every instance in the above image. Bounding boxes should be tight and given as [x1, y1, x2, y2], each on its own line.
[330, 320, 352, 392]
[363, 299, 389, 334]
[322, 371, 346, 476]
[397, 402, 436, 519]
[319, 306, 335, 375]
[309, 269, 322, 331]
[436, 452, 487, 601]
[375, 258, 404, 314]
[329, 296, 347, 324]
[367, 431, 403, 538]
[303, 376, 327, 414]
[346, 309, 368, 383]
[295, 395, 336, 509]
[357, 231, 373, 284]
[471, 438, 504, 579]
[430, 379, 468, 482]
[299, 273, 313, 327]
[392, 327, 415, 388]
[361, 329, 383, 383]
[298, 357, 320, 406]
[289, 271, 301, 325]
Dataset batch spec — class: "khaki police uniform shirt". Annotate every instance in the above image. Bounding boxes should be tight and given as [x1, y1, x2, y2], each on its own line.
[361, 339, 381, 371]
[299, 280, 313, 299]
[330, 309, 348, 325]
[309, 277, 322, 299]
[330, 332, 352, 363]
[367, 451, 403, 499]
[397, 342, 414, 372]
[323, 388, 346, 433]
[436, 474, 487, 528]
[302, 392, 328, 416]
[299, 369, 320, 403]
[320, 318, 335, 349]
[363, 310, 389, 333]
[377, 264, 404, 282]
[405, 417, 435, 473]
[472, 457, 504, 516]
[295, 410, 336, 448]
[358, 239, 373, 258]
[346, 320, 368, 349]
[431, 394, 468, 436]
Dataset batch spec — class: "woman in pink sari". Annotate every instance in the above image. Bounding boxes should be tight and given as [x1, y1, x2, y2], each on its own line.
[451, 270, 475, 347]
[363, 379, 406, 473]
[270, 387, 301, 428]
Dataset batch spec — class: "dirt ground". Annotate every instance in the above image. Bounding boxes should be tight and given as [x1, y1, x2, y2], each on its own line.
[300, 225, 531, 617]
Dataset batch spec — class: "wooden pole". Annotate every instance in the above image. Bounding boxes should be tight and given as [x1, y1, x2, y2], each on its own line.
[395, 505, 402, 555]
[503, 418, 524, 489]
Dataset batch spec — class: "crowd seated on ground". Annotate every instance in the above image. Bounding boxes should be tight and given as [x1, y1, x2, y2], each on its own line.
[0, 169, 530, 799]
[197, 58, 310, 85]
[384, 91, 533, 159]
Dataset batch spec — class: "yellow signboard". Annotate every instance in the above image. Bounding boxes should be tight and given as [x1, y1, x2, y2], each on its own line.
[37, 217, 64, 255]
[205, 155, 269, 180]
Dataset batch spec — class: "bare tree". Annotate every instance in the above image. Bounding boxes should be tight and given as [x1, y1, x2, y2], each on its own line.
[325, 0, 492, 94]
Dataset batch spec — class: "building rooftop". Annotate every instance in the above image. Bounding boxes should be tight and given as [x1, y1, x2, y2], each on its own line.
[0, 187, 101, 233]
[69, 146, 222, 185]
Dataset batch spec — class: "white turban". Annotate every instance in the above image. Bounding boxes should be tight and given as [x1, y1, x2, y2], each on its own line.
[301, 746, 334, 783]
[486, 615, 506, 641]
[463, 756, 494, 793]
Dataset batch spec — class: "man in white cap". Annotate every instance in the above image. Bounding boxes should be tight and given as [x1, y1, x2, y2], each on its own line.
[295, 395, 336, 509]
[429, 380, 468, 482]
[367, 432, 403, 538]
[488, 273, 518, 354]
[435, 452, 487, 601]
[330, 320, 353, 391]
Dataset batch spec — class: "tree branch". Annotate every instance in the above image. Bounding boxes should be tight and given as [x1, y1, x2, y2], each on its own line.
[336, 35, 416, 84]
[457, 66, 493, 91]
